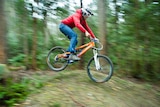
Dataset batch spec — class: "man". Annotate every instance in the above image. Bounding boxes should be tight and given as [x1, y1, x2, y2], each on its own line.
[59, 8, 98, 61]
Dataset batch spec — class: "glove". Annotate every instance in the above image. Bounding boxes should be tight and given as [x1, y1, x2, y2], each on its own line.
[93, 38, 99, 42]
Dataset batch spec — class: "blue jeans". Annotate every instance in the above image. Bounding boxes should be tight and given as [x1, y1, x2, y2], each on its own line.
[59, 23, 78, 53]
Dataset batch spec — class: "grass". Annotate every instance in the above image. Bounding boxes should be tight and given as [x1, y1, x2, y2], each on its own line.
[16, 70, 160, 107]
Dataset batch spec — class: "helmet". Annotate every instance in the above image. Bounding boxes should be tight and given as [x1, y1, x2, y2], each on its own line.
[81, 8, 94, 17]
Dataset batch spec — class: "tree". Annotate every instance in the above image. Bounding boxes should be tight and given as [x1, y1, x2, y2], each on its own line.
[116, 0, 160, 80]
[79, 0, 85, 69]
[14, 0, 30, 68]
[0, 0, 7, 64]
[31, 0, 39, 70]
[113, 0, 119, 35]
[98, 0, 107, 55]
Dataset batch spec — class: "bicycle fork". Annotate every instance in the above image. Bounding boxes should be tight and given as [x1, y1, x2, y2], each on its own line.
[93, 49, 101, 70]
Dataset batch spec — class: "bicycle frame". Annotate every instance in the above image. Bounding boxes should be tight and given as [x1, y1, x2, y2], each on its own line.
[57, 41, 95, 59]
[77, 41, 101, 70]
[47, 39, 113, 82]
[76, 41, 95, 57]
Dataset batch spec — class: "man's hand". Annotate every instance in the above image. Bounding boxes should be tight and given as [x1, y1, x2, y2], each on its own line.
[85, 31, 91, 37]
[94, 38, 99, 42]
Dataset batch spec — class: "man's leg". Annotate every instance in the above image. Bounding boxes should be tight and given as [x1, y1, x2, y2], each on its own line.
[59, 23, 80, 61]
[59, 23, 77, 53]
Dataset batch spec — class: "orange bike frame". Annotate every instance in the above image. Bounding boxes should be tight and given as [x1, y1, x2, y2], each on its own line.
[76, 41, 95, 57]
[58, 41, 95, 58]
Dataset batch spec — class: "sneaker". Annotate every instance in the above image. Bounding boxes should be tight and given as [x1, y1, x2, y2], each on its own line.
[68, 54, 80, 61]
[68, 60, 74, 64]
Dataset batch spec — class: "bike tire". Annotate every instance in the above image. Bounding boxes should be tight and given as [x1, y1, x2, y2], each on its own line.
[87, 55, 113, 83]
[46, 46, 68, 71]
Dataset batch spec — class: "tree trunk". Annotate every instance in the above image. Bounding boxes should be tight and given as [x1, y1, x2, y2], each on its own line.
[32, 18, 37, 70]
[0, 0, 7, 64]
[113, 0, 119, 34]
[43, 18, 50, 48]
[98, 0, 107, 55]
[23, 24, 29, 69]
[79, 0, 85, 69]
[23, 4, 29, 69]
[31, 0, 39, 70]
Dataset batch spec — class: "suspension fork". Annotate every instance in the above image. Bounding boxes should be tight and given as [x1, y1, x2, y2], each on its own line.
[93, 49, 100, 70]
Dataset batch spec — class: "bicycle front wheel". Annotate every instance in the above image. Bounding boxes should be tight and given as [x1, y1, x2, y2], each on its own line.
[87, 55, 113, 83]
[47, 46, 68, 71]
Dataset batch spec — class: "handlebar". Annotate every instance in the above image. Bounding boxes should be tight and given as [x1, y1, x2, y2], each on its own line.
[91, 40, 103, 51]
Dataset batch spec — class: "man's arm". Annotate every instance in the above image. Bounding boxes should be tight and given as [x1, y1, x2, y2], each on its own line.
[83, 20, 95, 38]
[73, 14, 87, 33]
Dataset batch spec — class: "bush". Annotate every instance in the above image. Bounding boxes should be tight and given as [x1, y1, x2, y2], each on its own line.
[0, 82, 29, 107]
[8, 54, 26, 66]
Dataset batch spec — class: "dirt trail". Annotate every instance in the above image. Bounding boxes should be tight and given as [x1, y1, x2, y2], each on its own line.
[19, 70, 160, 107]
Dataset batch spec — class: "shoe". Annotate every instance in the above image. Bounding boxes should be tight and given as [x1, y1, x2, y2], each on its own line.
[68, 54, 80, 61]
[68, 60, 74, 64]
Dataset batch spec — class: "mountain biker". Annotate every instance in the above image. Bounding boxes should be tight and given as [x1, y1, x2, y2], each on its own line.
[59, 8, 98, 61]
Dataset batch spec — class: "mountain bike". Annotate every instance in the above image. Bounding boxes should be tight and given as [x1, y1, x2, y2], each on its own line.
[46, 39, 113, 83]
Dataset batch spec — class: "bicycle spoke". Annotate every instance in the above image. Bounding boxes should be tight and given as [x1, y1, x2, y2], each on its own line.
[87, 55, 113, 83]
[47, 46, 68, 71]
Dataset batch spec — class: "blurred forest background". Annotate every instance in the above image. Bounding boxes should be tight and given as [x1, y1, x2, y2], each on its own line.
[0, 0, 160, 106]
[0, 0, 160, 81]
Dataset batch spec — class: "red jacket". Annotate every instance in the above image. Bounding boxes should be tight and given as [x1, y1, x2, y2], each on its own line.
[61, 9, 95, 38]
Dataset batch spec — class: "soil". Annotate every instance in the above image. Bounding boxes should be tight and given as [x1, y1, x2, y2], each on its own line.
[15, 70, 160, 107]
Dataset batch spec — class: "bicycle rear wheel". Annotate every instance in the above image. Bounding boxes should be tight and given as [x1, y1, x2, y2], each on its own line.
[47, 46, 68, 71]
[87, 55, 113, 83]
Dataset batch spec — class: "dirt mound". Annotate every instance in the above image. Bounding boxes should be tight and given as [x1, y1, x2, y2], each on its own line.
[18, 70, 160, 107]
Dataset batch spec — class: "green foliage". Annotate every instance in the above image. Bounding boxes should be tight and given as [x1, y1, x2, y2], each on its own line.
[0, 64, 10, 79]
[8, 54, 26, 66]
[108, 0, 160, 81]
[0, 71, 47, 106]
[0, 82, 29, 106]
[55, 7, 69, 18]
[22, 77, 44, 90]
[5, 0, 160, 82]
[49, 102, 61, 107]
